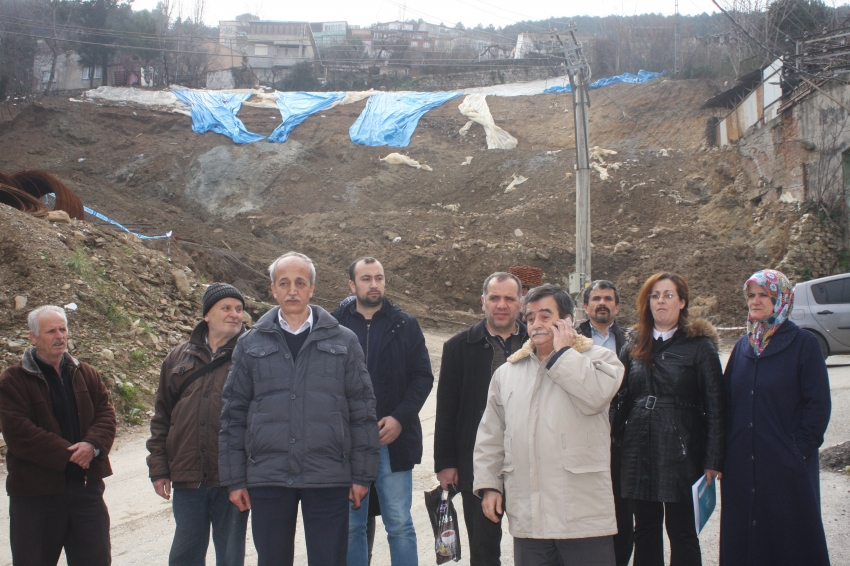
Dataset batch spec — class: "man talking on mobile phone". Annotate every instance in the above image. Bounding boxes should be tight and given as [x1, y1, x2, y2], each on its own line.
[473, 285, 624, 565]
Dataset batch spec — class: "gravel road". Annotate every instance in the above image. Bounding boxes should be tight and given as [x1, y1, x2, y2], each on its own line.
[1, 334, 849, 565]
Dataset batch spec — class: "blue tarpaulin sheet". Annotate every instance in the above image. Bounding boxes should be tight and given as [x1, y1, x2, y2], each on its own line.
[349, 92, 461, 147]
[43, 193, 171, 239]
[172, 90, 265, 144]
[268, 92, 347, 143]
[543, 70, 665, 94]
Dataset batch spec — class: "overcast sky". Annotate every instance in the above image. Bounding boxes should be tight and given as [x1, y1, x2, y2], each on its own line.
[131, 0, 722, 29]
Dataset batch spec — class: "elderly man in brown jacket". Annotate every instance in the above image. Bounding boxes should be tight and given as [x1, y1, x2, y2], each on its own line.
[147, 283, 249, 566]
[473, 285, 624, 566]
[0, 305, 117, 566]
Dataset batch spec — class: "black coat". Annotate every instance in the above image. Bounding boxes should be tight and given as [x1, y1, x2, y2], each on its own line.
[434, 319, 528, 492]
[577, 319, 627, 427]
[332, 300, 434, 472]
[720, 321, 831, 566]
[618, 319, 725, 502]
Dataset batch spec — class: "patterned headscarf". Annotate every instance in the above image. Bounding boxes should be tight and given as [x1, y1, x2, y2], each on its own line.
[745, 269, 794, 356]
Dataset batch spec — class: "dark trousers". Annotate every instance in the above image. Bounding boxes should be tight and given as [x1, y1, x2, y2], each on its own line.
[461, 490, 503, 566]
[9, 480, 111, 566]
[513, 536, 615, 566]
[632, 499, 701, 566]
[250, 486, 349, 566]
[611, 444, 634, 566]
[169, 485, 249, 566]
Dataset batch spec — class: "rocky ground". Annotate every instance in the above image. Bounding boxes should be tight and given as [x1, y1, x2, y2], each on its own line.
[0, 205, 275, 422]
[0, 78, 826, 333]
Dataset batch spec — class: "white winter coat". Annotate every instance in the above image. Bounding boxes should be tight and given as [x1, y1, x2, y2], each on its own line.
[472, 335, 624, 540]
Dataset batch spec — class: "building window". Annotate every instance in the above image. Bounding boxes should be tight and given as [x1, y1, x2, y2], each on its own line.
[410, 41, 418, 48]
[423, 42, 430, 48]
[81, 67, 102, 80]
[255, 44, 268, 56]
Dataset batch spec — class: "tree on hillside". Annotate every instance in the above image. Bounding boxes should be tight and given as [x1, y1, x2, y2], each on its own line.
[0, 0, 38, 97]
[276, 61, 321, 91]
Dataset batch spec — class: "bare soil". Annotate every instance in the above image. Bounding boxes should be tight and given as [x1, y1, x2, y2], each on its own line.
[0, 78, 812, 337]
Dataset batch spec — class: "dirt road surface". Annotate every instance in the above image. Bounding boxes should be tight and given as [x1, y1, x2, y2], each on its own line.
[2, 337, 849, 565]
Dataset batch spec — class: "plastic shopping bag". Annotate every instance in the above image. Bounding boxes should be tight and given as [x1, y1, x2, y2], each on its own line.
[424, 485, 462, 564]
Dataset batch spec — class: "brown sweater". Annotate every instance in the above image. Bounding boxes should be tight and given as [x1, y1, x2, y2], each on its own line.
[0, 348, 116, 496]
[146, 321, 243, 488]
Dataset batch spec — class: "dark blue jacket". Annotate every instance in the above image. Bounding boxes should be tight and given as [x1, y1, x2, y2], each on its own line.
[720, 321, 831, 566]
[218, 306, 380, 490]
[332, 299, 434, 472]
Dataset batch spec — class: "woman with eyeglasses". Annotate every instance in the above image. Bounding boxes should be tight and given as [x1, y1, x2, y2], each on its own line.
[616, 272, 724, 566]
[720, 270, 831, 566]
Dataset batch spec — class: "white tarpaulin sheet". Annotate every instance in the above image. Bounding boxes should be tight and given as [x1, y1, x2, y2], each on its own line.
[457, 94, 517, 149]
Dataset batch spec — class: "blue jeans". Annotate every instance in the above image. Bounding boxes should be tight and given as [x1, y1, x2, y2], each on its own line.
[170, 485, 249, 566]
[348, 445, 418, 566]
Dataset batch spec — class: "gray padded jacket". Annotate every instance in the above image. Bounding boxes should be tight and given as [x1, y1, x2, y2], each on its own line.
[218, 305, 380, 490]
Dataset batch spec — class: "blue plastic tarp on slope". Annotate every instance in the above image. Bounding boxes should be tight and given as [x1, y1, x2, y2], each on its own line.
[543, 70, 666, 94]
[268, 92, 346, 143]
[349, 91, 462, 147]
[172, 90, 265, 144]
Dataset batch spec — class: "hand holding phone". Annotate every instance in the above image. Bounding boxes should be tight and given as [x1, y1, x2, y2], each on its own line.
[551, 318, 575, 351]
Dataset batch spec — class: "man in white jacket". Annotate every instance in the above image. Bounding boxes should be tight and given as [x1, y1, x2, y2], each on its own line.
[473, 284, 624, 565]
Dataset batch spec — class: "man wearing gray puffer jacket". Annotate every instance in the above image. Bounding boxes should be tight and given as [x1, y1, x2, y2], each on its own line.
[219, 252, 380, 566]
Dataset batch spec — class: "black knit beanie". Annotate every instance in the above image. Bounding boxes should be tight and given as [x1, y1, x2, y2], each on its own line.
[202, 283, 245, 316]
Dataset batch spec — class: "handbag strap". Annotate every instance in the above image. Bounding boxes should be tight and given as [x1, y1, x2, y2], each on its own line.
[174, 353, 231, 403]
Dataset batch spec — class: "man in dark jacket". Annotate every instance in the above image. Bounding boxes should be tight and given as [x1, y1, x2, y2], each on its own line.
[434, 272, 526, 566]
[219, 252, 380, 566]
[147, 283, 249, 566]
[0, 305, 116, 566]
[576, 280, 632, 566]
[333, 257, 433, 566]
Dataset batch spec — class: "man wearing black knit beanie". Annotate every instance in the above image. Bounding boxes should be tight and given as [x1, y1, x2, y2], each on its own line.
[147, 282, 248, 566]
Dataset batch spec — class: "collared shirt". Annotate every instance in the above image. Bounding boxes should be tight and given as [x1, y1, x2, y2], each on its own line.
[652, 326, 678, 341]
[590, 322, 618, 353]
[485, 324, 521, 374]
[278, 307, 313, 335]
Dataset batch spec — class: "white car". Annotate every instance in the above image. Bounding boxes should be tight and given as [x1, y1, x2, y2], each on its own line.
[791, 273, 850, 359]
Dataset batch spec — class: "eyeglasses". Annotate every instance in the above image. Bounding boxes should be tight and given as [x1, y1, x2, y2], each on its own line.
[649, 292, 678, 302]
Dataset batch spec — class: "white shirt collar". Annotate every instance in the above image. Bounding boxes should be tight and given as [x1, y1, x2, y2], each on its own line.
[278, 307, 313, 335]
[652, 326, 678, 341]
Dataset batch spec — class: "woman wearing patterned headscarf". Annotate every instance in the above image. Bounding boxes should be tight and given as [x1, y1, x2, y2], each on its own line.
[720, 269, 832, 566]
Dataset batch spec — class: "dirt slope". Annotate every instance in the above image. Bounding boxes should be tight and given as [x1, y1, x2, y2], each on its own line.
[0, 78, 807, 328]
[0, 205, 274, 423]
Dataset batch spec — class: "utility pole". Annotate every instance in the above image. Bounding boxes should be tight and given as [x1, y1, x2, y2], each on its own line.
[555, 24, 592, 296]
[674, 0, 679, 76]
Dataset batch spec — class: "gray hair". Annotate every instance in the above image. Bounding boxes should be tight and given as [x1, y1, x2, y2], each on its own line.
[28, 305, 68, 336]
[481, 272, 523, 299]
[268, 251, 316, 285]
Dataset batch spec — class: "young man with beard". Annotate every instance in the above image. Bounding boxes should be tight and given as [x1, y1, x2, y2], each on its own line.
[576, 280, 632, 566]
[333, 257, 434, 566]
[434, 272, 527, 565]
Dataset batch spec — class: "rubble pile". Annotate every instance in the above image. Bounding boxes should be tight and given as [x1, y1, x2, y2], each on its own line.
[0, 205, 271, 423]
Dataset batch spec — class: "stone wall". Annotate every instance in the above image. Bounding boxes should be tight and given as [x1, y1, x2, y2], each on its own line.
[777, 212, 844, 279]
[414, 66, 566, 91]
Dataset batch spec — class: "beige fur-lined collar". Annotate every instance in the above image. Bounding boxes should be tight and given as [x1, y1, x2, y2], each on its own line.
[507, 333, 594, 363]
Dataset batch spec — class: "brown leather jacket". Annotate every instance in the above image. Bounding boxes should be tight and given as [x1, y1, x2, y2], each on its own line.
[146, 321, 243, 488]
[0, 347, 116, 496]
